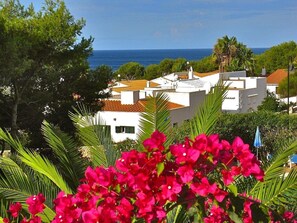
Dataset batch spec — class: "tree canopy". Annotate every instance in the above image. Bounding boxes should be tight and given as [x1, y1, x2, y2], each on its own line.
[278, 71, 297, 98]
[254, 41, 297, 74]
[115, 62, 145, 80]
[0, 0, 111, 146]
[213, 35, 255, 75]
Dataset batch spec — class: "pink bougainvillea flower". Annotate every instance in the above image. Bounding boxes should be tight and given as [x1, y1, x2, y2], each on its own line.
[116, 197, 134, 221]
[204, 205, 229, 223]
[116, 150, 147, 173]
[213, 188, 228, 202]
[243, 199, 253, 223]
[160, 176, 182, 201]
[170, 144, 200, 164]
[143, 130, 166, 152]
[53, 191, 82, 223]
[3, 218, 10, 223]
[8, 202, 22, 218]
[26, 193, 45, 215]
[81, 208, 101, 223]
[177, 164, 195, 183]
[283, 211, 295, 222]
[190, 177, 217, 197]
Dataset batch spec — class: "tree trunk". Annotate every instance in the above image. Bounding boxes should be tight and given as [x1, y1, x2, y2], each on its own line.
[10, 83, 20, 153]
[11, 99, 19, 139]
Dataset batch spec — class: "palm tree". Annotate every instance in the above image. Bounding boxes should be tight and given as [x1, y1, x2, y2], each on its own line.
[213, 35, 238, 72]
[0, 105, 119, 220]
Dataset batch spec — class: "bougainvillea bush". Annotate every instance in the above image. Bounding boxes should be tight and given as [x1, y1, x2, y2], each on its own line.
[2, 131, 296, 222]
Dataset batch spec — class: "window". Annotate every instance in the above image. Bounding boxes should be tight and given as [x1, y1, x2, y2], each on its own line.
[115, 126, 135, 134]
[115, 126, 124, 133]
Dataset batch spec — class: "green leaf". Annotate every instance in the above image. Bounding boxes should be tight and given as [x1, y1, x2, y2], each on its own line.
[228, 211, 243, 223]
[138, 92, 173, 150]
[190, 81, 228, 137]
[157, 162, 165, 176]
[228, 184, 238, 196]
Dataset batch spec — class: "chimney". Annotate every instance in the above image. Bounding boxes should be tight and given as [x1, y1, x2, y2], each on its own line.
[121, 91, 139, 105]
[261, 67, 266, 76]
[188, 66, 193, 79]
[146, 81, 150, 88]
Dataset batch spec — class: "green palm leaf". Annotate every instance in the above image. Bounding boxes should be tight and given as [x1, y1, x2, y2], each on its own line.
[69, 104, 119, 167]
[138, 92, 173, 149]
[0, 157, 56, 221]
[250, 168, 297, 212]
[190, 81, 228, 137]
[166, 205, 190, 223]
[41, 120, 88, 190]
[0, 128, 72, 194]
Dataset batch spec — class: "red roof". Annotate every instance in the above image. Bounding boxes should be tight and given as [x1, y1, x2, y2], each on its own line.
[266, 69, 287, 84]
[101, 99, 184, 112]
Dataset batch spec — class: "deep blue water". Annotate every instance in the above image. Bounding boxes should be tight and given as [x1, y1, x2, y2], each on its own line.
[88, 48, 268, 71]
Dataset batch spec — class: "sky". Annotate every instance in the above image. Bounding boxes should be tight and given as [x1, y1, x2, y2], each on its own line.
[21, 0, 297, 50]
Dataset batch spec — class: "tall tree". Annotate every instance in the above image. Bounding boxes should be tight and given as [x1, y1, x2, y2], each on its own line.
[213, 35, 238, 72]
[213, 35, 255, 75]
[0, 0, 110, 146]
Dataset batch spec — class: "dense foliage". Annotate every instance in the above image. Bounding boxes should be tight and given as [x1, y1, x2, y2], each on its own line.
[114, 62, 145, 80]
[254, 41, 297, 74]
[257, 91, 287, 112]
[172, 111, 297, 159]
[278, 71, 297, 97]
[213, 36, 255, 75]
[191, 56, 218, 73]
[0, 0, 111, 146]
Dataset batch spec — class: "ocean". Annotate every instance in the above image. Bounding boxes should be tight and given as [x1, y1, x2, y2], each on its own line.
[88, 48, 268, 71]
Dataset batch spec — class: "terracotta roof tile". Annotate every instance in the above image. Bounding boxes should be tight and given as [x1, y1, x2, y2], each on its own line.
[101, 99, 184, 112]
[195, 70, 219, 77]
[267, 69, 287, 84]
[112, 80, 159, 93]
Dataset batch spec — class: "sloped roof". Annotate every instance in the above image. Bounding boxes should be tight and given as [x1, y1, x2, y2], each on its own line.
[101, 99, 184, 112]
[266, 69, 287, 84]
[112, 80, 159, 93]
[195, 70, 219, 77]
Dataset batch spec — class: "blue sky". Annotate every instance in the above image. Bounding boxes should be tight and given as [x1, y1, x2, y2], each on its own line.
[22, 0, 297, 50]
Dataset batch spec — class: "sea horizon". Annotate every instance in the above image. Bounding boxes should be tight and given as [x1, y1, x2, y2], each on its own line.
[88, 48, 269, 71]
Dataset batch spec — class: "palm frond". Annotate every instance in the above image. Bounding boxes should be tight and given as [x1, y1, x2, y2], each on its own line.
[247, 139, 297, 197]
[69, 104, 119, 167]
[41, 121, 87, 190]
[249, 168, 297, 212]
[0, 157, 56, 221]
[190, 81, 228, 137]
[263, 139, 297, 181]
[0, 128, 72, 194]
[166, 205, 190, 223]
[137, 92, 173, 149]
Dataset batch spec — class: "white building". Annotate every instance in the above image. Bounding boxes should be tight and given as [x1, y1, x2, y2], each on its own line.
[222, 76, 267, 113]
[96, 69, 266, 142]
[151, 70, 266, 113]
[95, 89, 206, 143]
[266, 69, 287, 96]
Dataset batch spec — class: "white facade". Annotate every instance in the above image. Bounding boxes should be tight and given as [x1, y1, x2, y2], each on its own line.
[155, 70, 266, 113]
[99, 69, 267, 142]
[222, 77, 267, 113]
[96, 89, 206, 143]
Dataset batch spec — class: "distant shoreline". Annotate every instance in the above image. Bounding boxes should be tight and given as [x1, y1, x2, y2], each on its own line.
[88, 48, 269, 70]
[92, 47, 269, 52]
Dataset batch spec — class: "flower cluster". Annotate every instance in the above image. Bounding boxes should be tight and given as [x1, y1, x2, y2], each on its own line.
[4, 193, 45, 223]
[3, 131, 296, 222]
[50, 131, 266, 223]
